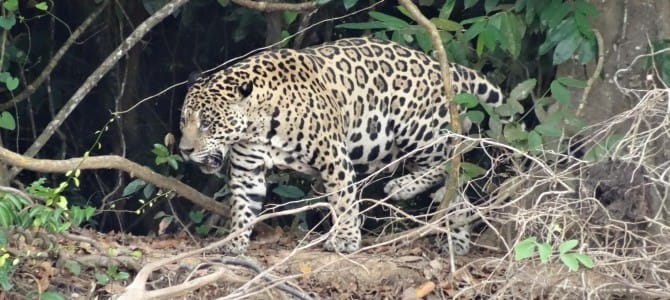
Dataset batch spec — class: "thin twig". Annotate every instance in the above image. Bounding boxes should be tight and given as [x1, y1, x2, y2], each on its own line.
[231, 0, 319, 12]
[576, 29, 604, 118]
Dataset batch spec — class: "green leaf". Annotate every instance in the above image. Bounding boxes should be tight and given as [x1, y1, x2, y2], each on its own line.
[343, 0, 357, 10]
[142, 183, 156, 199]
[2, 0, 18, 12]
[464, 110, 485, 125]
[195, 224, 210, 236]
[431, 18, 462, 31]
[455, 93, 479, 108]
[0, 203, 14, 227]
[282, 11, 298, 25]
[527, 130, 542, 150]
[583, 134, 620, 162]
[553, 32, 583, 65]
[0, 14, 15, 30]
[35, 2, 48, 10]
[152, 143, 169, 157]
[550, 80, 570, 104]
[65, 260, 81, 275]
[539, 19, 577, 55]
[39, 291, 66, 300]
[189, 211, 204, 223]
[4, 76, 17, 91]
[509, 79, 536, 103]
[272, 184, 305, 199]
[439, 0, 455, 19]
[463, 20, 485, 41]
[538, 242, 552, 263]
[369, 11, 409, 29]
[0, 111, 16, 130]
[122, 179, 146, 197]
[495, 99, 524, 117]
[497, 12, 524, 58]
[534, 123, 562, 137]
[484, 0, 499, 13]
[167, 157, 179, 170]
[559, 239, 579, 254]
[335, 21, 389, 30]
[560, 253, 580, 271]
[479, 25, 498, 55]
[577, 37, 596, 64]
[464, 0, 478, 10]
[116, 271, 130, 280]
[461, 162, 486, 179]
[557, 76, 587, 88]
[0, 230, 6, 246]
[514, 237, 537, 261]
[574, 1, 600, 17]
[574, 253, 594, 269]
[503, 123, 528, 142]
[95, 273, 109, 285]
[487, 115, 503, 139]
[415, 30, 433, 53]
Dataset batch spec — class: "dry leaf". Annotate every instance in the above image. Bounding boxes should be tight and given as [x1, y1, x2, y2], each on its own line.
[299, 262, 312, 280]
[415, 281, 436, 298]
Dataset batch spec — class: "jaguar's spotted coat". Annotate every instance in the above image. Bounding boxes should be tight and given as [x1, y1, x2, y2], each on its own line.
[179, 37, 503, 255]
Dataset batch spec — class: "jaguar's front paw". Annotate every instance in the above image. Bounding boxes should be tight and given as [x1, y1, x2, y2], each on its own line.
[324, 233, 360, 253]
[384, 177, 421, 200]
[437, 226, 471, 255]
[215, 234, 250, 255]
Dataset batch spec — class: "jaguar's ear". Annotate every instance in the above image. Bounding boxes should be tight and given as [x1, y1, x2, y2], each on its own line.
[238, 81, 253, 97]
[188, 71, 202, 86]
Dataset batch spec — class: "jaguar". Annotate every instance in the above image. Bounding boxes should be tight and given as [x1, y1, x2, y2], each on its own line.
[179, 37, 504, 255]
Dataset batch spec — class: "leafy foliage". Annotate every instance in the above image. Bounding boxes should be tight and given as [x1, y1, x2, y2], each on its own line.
[515, 236, 594, 271]
[644, 39, 670, 87]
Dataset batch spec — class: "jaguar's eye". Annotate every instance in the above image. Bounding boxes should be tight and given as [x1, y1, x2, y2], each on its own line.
[199, 119, 212, 130]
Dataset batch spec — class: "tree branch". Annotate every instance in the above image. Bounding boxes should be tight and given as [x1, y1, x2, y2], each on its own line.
[231, 0, 319, 12]
[8, 0, 191, 180]
[0, 145, 230, 217]
[396, 1, 460, 217]
[0, 0, 110, 111]
[398, 0, 460, 273]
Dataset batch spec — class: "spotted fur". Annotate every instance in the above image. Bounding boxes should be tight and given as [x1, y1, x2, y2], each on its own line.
[179, 37, 504, 255]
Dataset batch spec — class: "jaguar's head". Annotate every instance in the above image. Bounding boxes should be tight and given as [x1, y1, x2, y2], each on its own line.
[179, 72, 254, 174]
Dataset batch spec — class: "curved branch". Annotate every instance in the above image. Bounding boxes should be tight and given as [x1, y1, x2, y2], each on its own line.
[0, 0, 110, 111]
[9, 0, 191, 180]
[0, 145, 230, 217]
[231, 0, 319, 12]
[396, 1, 459, 214]
[398, 0, 460, 273]
[576, 29, 605, 118]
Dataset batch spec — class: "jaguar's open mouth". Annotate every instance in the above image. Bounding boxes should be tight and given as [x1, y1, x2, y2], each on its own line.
[191, 151, 224, 174]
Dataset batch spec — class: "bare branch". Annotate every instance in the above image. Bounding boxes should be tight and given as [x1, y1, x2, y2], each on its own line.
[231, 0, 319, 12]
[0, 145, 230, 217]
[398, 0, 460, 272]
[576, 29, 605, 118]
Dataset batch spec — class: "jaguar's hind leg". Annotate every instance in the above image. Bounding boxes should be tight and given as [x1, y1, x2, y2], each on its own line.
[383, 165, 445, 200]
[431, 186, 472, 255]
